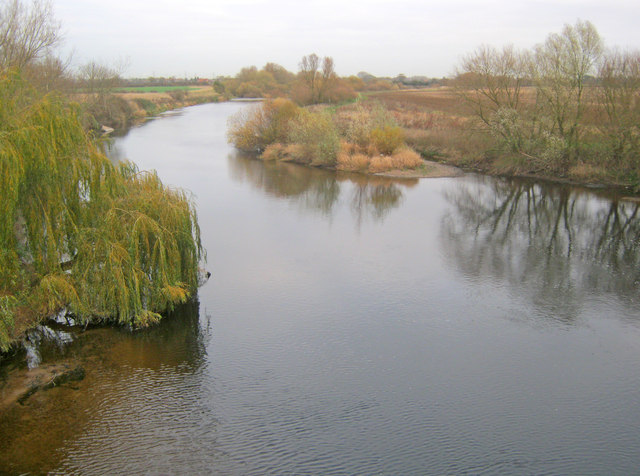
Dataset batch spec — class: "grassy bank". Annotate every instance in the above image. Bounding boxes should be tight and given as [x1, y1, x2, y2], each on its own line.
[114, 86, 200, 93]
[75, 86, 221, 133]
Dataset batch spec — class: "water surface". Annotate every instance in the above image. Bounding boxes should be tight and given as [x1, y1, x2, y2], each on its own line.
[2, 102, 640, 475]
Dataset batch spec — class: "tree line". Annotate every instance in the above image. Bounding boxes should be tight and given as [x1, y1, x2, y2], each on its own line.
[455, 20, 640, 182]
[215, 54, 398, 104]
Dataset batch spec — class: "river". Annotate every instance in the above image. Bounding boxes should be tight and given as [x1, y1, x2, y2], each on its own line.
[1, 101, 640, 474]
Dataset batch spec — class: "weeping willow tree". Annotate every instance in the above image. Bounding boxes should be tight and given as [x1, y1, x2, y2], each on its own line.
[0, 73, 204, 351]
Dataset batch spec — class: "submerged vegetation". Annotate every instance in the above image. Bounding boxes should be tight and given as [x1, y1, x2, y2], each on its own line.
[0, 1, 204, 351]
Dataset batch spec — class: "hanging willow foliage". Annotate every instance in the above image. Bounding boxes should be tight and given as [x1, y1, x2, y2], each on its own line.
[0, 73, 204, 350]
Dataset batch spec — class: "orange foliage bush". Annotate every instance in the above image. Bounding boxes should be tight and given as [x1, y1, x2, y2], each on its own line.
[391, 148, 423, 169]
[337, 151, 370, 171]
[282, 144, 305, 161]
[368, 155, 395, 173]
[260, 143, 284, 160]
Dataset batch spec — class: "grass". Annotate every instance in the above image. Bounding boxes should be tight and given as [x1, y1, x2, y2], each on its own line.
[114, 86, 200, 93]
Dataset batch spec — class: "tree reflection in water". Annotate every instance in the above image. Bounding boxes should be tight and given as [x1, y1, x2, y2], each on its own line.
[228, 151, 417, 225]
[442, 176, 640, 324]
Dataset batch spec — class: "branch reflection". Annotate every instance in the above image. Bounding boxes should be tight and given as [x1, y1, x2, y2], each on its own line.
[228, 151, 418, 224]
[442, 176, 640, 323]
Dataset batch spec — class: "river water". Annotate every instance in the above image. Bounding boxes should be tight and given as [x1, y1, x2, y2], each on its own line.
[2, 102, 640, 474]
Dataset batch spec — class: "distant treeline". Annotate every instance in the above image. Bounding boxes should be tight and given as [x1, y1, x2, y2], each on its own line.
[213, 55, 444, 104]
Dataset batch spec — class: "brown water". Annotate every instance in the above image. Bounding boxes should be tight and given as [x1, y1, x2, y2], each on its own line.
[2, 102, 640, 475]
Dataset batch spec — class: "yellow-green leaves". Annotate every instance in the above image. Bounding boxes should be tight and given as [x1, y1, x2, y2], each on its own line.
[0, 74, 203, 349]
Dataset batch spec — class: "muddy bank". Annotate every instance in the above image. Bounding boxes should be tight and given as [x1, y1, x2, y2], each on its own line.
[375, 160, 463, 179]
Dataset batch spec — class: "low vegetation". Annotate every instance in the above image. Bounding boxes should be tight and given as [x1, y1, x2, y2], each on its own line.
[228, 98, 425, 174]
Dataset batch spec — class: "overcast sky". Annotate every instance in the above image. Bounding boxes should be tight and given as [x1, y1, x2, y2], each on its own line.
[53, 0, 640, 79]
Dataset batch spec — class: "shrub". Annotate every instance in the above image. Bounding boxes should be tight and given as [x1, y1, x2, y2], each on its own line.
[81, 94, 134, 131]
[369, 155, 395, 173]
[227, 98, 299, 152]
[236, 82, 263, 98]
[227, 107, 261, 151]
[323, 81, 358, 104]
[337, 146, 370, 171]
[338, 102, 398, 148]
[168, 89, 187, 101]
[391, 147, 423, 169]
[370, 125, 405, 155]
[282, 144, 305, 161]
[260, 143, 284, 160]
[288, 109, 340, 166]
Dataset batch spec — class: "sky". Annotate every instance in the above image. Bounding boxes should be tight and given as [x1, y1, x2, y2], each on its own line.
[52, 0, 640, 79]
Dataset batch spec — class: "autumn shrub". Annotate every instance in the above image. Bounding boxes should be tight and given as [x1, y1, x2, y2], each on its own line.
[236, 82, 264, 98]
[323, 81, 358, 104]
[336, 141, 371, 171]
[391, 147, 423, 169]
[370, 125, 405, 155]
[167, 89, 186, 101]
[82, 93, 135, 130]
[369, 155, 395, 173]
[227, 107, 260, 151]
[282, 144, 305, 161]
[288, 109, 340, 166]
[290, 81, 313, 105]
[340, 107, 374, 147]
[338, 102, 398, 148]
[260, 143, 284, 160]
[227, 98, 299, 151]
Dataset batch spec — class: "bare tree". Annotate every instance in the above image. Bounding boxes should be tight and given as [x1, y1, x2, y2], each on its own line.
[598, 48, 640, 165]
[23, 53, 72, 92]
[530, 20, 603, 157]
[318, 56, 336, 102]
[299, 53, 320, 102]
[456, 45, 527, 118]
[298, 53, 340, 104]
[454, 44, 529, 152]
[79, 60, 122, 96]
[0, 0, 61, 71]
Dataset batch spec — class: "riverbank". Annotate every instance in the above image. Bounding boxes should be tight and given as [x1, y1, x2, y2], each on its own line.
[366, 88, 640, 194]
[375, 159, 463, 179]
[227, 93, 639, 193]
[73, 86, 222, 133]
[121, 86, 220, 125]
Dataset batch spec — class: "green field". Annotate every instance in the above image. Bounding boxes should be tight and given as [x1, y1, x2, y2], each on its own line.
[114, 86, 201, 93]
